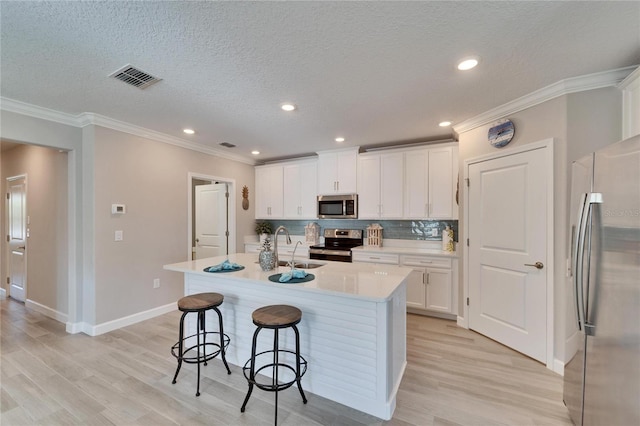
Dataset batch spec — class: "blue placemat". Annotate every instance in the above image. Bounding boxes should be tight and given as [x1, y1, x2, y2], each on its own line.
[268, 273, 315, 284]
[203, 265, 245, 273]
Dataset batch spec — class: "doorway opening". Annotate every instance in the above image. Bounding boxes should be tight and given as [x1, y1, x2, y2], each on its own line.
[187, 173, 236, 260]
[6, 174, 27, 302]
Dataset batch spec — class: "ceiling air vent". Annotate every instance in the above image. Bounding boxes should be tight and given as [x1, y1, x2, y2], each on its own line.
[109, 64, 162, 89]
[220, 142, 236, 148]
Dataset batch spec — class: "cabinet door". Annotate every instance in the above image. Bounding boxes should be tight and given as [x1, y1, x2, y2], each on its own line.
[380, 152, 403, 218]
[336, 150, 357, 193]
[255, 166, 283, 218]
[428, 147, 455, 219]
[317, 152, 338, 194]
[299, 161, 318, 218]
[357, 155, 381, 218]
[283, 164, 302, 218]
[404, 150, 429, 218]
[425, 267, 452, 313]
[406, 268, 427, 309]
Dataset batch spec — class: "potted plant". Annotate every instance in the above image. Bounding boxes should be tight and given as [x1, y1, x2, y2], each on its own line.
[255, 221, 273, 244]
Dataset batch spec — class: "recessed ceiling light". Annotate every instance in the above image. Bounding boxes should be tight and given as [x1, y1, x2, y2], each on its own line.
[281, 103, 296, 112]
[439, 121, 452, 127]
[457, 57, 479, 71]
[335, 137, 345, 143]
[183, 128, 195, 135]
[251, 150, 260, 155]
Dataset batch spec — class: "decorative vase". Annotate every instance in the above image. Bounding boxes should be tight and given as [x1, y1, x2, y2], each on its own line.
[259, 239, 276, 271]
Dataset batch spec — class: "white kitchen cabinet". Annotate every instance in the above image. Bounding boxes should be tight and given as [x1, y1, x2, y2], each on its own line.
[283, 159, 318, 219]
[352, 251, 399, 265]
[404, 145, 458, 219]
[317, 147, 358, 194]
[401, 255, 457, 317]
[357, 152, 404, 219]
[255, 165, 283, 219]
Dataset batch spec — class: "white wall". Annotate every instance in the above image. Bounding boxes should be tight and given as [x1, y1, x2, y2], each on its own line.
[91, 125, 255, 324]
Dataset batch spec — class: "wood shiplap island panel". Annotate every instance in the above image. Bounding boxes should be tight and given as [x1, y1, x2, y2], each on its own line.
[164, 253, 410, 420]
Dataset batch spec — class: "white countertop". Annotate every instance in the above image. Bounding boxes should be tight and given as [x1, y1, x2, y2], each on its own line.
[164, 253, 412, 302]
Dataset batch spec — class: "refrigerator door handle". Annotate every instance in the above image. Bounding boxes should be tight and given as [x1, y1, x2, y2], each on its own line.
[574, 192, 603, 333]
[573, 193, 589, 331]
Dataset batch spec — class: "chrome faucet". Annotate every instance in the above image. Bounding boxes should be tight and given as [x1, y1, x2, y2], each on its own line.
[289, 241, 302, 271]
[273, 225, 291, 265]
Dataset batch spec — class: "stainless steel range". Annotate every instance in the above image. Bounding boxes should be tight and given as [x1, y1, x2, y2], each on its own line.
[309, 229, 363, 262]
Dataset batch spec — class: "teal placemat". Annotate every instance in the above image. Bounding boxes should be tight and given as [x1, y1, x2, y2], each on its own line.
[203, 265, 245, 273]
[268, 273, 315, 284]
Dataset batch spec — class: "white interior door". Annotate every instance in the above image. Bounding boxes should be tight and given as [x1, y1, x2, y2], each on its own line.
[7, 176, 27, 302]
[194, 183, 228, 259]
[468, 147, 548, 363]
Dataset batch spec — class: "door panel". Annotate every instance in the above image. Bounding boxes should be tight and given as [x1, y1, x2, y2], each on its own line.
[469, 147, 547, 363]
[7, 176, 27, 302]
[195, 183, 227, 259]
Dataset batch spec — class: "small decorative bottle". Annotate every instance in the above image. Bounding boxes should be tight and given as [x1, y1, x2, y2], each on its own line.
[258, 237, 277, 271]
[442, 226, 455, 253]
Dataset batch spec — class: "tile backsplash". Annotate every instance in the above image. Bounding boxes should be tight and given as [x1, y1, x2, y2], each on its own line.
[260, 219, 458, 242]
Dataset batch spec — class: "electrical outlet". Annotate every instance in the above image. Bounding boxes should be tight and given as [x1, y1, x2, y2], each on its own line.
[153, 278, 160, 289]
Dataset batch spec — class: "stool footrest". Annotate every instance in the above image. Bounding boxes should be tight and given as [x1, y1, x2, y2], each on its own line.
[242, 349, 307, 392]
[171, 331, 230, 364]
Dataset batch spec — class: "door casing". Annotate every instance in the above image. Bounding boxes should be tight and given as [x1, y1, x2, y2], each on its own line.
[461, 138, 555, 371]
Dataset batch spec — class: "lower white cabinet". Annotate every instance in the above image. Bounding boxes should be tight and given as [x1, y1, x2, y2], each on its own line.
[351, 251, 399, 265]
[244, 243, 309, 260]
[401, 255, 457, 318]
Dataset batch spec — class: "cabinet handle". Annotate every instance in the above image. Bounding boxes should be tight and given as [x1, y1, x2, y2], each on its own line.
[369, 256, 380, 260]
[426, 273, 430, 284]
[336, 181, 340, 191]
[420, 260, 433, 264]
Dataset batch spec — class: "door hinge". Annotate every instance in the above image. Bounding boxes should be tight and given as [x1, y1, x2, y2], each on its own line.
[225, 231, 229, 237]
[6, 193, 9, 200]
[225, 192, 229, 198]
[6, 277, 9, 284]
[6, 235, 9, 243]
[467, 297, 470, 306]
[466, 238, 469, 246]
[465, 178, 470, 187]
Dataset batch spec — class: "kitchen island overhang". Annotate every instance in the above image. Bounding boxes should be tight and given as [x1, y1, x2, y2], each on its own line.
[164, 253, 410, 420]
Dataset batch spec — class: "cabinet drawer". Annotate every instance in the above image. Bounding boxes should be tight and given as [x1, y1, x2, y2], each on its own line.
[352, 252, 399, 265]
[401, 255, 451, 269]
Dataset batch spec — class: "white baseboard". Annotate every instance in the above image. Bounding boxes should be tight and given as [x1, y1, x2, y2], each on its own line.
[0, 287, 6, 299]
[86, 302, 176, 336]
[457, 315, 468, 329]
[553, 358, 565, 376]
[25, 299, 68, 323]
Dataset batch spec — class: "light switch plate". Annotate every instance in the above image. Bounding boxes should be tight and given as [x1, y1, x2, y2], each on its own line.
[115, 230, 123, 241]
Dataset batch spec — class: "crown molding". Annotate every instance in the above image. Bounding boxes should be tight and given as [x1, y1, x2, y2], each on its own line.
[453, 66, 638, 134]
[1, 97, 256, 165]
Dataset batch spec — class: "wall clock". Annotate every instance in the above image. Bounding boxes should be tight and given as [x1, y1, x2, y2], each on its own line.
[488, 119, 515, 148]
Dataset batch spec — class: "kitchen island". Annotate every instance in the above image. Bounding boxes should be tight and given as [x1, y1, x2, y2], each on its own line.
[164, 252, 410, 420]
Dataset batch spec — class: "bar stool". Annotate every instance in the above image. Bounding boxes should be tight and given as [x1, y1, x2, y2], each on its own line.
[171, 292, 231, 396]
[241, 304, 308, 425]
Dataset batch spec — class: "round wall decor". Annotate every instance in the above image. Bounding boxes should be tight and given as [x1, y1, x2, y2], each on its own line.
[488, 119, 515, 148]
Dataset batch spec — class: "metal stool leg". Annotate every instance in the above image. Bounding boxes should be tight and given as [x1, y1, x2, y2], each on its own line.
[171, 311, 188, 385]
[195, 311, 203, 397]
[241, 326, 261, 412]
[293, 324, 307, 404]
[273, 328, 279, 426]
[214, 306, 232, 374]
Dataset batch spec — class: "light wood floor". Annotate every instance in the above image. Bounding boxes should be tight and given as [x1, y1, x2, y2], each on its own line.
[1, 298, 572, 425]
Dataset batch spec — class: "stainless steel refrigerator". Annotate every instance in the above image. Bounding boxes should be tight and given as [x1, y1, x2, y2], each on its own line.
[563, 134, 640, 425]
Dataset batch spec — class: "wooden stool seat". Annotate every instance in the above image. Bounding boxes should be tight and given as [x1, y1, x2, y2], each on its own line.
[252, 304, 301, 328]
[177, 292, 223, 312]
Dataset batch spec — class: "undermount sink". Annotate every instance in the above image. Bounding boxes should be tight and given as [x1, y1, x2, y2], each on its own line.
[256, 260, 325, 269]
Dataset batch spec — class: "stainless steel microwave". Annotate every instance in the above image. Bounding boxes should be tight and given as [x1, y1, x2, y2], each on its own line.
[317, 194, 358, 219]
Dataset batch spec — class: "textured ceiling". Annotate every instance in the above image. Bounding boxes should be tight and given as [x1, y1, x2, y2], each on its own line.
[1, 1, 639, 162]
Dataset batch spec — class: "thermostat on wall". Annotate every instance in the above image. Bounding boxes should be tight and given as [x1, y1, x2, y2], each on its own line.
[111, 204, 126, 214]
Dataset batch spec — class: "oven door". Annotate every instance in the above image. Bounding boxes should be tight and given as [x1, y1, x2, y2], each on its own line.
[309, 248, 352, 262]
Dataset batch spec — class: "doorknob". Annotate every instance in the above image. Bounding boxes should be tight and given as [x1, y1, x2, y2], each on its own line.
[524, 261, 544, 269]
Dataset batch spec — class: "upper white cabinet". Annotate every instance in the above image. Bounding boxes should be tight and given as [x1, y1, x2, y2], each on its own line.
[255, 165, 283, 219]
[283, 159, 318, 219]
[619, 66, 640, 139]
[404, 145, 458, 219]
[358, 152, 404, 219]
[317, 147, 358, 194]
